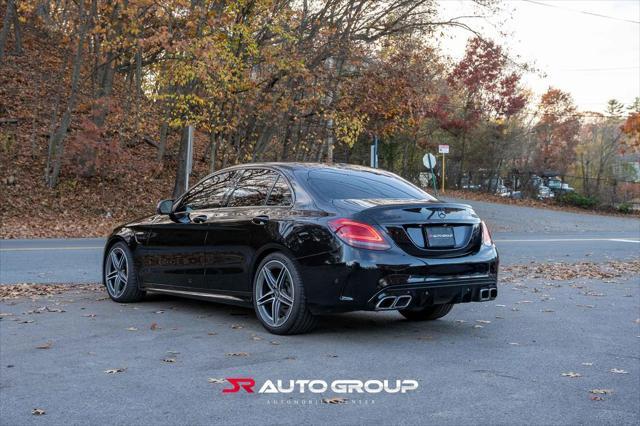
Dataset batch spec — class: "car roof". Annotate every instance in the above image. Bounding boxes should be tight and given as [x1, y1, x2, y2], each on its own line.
[223, 162, 391, 174]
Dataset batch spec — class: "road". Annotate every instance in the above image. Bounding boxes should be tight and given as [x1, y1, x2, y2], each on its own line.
[0, 200, 639, 425]
[1, 199, 638, 284]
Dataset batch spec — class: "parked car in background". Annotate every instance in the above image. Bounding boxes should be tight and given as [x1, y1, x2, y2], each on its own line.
[537, 185, 554, 200]
[548, 178, 574, 194]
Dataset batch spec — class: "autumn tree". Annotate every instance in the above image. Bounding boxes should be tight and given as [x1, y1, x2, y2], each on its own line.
[438, 37, 527, 187]
[532, 88, 581, 176]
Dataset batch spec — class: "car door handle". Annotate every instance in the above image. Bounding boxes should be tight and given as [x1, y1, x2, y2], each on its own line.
[190, 214, 208, 224]
[252, 215, 269, 225]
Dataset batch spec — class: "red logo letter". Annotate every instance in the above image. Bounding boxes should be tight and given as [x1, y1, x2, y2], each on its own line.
[223, 378, 255, 394]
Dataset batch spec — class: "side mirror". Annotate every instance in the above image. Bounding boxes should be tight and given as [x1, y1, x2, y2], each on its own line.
[156, 199, 173, 215]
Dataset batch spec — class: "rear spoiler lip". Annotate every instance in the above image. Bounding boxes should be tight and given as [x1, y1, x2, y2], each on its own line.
[332, 198, 473, 212]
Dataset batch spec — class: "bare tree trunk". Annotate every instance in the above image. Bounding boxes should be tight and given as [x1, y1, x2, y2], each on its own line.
[157, 120, 168, 162]
[172, 126, 190, 199]
[0, 0, 16, 64]
[11, 1, 22, 55]
[46, 0, 95, 188]
[209, 131, 217, 174]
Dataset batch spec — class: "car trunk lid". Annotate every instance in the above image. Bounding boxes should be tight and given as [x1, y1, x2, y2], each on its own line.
[334, 199, 482, 258]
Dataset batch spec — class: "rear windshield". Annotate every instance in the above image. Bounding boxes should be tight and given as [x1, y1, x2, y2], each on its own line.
[305, 169, 434, 201]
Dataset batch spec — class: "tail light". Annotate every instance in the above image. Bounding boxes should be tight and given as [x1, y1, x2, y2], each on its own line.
[481, 221, 493, 246]
[328, 218, 391, 250]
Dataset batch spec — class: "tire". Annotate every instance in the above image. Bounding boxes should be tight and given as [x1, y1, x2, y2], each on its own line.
[252, 252, 317, 335]
[103, 242, 145, 303]
[399, 303, 453, 321]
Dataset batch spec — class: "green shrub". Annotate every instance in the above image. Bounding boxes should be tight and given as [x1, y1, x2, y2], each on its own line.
[557, 192, 599, 209]
[617, 202, 633, 214]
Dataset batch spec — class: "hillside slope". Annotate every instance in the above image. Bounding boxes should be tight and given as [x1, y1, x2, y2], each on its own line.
[0, 23, 211, 238]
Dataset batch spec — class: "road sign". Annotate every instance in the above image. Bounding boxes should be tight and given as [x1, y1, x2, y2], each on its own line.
[422, 153, 437, 169]
[438, 144, 449, 154]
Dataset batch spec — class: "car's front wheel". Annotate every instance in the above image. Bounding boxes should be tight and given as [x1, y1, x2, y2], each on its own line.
[399, 303, 453, 321]
[104, 242, 145, 303]
[253, 252, 317, 335]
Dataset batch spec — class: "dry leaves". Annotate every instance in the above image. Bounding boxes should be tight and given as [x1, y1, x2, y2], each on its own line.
[32, 408, 46, 416]
[226, 352, 249, 357]
[208, 378, 226, 384]
[104, 368, 126, 374]
[561, 372, 582, 378]
[150, 322, 160, 330]
[0, 284, 102, 300]
[35, 341, 53, 350]
[322, 397, 348, 404]
[590, 389, 613, 394]
[610, 368, 628, 374]
[162, 358, 176, 363]
[502, 260, 640, 282]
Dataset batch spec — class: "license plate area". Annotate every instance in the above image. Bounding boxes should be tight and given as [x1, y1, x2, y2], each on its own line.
[425, 226, 456, 248]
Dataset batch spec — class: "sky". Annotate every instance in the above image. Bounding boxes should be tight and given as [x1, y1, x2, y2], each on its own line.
[437, 0, 640, 114]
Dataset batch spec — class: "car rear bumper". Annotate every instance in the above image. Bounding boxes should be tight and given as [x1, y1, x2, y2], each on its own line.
[297, 244, 499, 314]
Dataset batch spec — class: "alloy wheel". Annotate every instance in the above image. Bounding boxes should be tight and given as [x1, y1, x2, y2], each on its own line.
[105, 247, 128, 298]
[256, 260, 295, 327]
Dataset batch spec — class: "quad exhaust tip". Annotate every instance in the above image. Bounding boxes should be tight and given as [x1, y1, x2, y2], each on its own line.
[375, 295, 412, 310]
[479, 288, 498, 301]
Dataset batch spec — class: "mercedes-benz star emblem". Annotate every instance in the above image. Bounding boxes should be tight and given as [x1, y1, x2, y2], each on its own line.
[438, 210, 446, 219]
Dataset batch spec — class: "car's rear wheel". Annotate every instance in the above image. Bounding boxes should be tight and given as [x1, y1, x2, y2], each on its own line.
[104, 242, 145, 303]
[253, 252, 317, 335]
[399, 303, 453, 321]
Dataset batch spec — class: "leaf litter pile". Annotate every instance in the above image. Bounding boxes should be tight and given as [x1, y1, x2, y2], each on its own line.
[502, 260, 640, 283]
[0, 283, 102, 301]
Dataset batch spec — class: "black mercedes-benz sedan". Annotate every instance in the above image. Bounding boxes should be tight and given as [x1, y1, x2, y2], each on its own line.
[103, 163, 498, 334]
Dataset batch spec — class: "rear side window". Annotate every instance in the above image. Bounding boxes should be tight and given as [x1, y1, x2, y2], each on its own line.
[306, 169, 433, 201]
[227, 169, 279, 207]
[179, 171, 236, 211]
[266, 176, 293, 206]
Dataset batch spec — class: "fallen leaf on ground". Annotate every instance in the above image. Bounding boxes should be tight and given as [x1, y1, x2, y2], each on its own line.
[150, 323, 160, 330]
[251, 335, 263, 341]
[162, 358, 176, 363]
[270, 341, 280, 345]
[104, 368, 126, 374]
[126, 327, 138, 331]
[561, 372, 582, 378]
[82, 314, 96, 318]
[36, 341, 53, 350]
[590, 389, 612, 394]
[509, 342, 520, 346]
[226, 352, 249, 357]
[32, 408, 46, 416]
[208, 378, 226, 384]
[542, 309, 555, 313]
[495, 304, 506, 307]
[322, 397, 348, 404]
[473, 325, 483, 329]
[610, 368, 628, 374]
[231, 324, 244, 329]
[19, 319, 35, 324]
[590, 396, 605, 401]
[476, 320, 491, 324]
[154, 310, 164, 314]
[207, 332, 217, 336]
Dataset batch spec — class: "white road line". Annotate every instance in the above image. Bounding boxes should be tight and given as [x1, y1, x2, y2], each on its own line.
[495, 238, 640, 243]
[0, 246, 104, 252]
